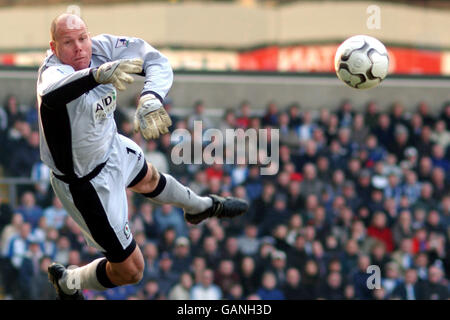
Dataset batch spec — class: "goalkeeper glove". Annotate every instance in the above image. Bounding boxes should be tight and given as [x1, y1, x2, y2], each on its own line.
[134, 94, 172, 140]
[94, 58, 143, 91]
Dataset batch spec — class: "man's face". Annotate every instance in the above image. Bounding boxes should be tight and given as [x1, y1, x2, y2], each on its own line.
[50, 16, 92, 71]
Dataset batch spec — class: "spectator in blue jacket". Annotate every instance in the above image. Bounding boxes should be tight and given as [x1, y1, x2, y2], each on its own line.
[256, 271, 285, 300]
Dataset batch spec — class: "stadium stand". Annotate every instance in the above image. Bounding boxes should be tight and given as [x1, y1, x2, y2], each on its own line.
[0, 96, 448, 299]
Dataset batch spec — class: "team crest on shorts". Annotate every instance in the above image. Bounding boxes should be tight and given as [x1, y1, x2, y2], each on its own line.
[124, 222, 131, 239]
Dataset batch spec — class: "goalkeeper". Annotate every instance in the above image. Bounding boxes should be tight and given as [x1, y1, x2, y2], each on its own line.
[37, 13, 248, 300]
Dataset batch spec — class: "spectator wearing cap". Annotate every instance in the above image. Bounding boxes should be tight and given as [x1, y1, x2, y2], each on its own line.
[265, 250, 288, 286]
[171, 237, 192, 274]
[401, 146, 419, 171]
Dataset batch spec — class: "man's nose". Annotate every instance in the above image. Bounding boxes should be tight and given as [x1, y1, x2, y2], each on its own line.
[74, 40, 83, 52]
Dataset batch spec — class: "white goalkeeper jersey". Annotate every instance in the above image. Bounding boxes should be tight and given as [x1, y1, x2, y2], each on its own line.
[36, 34, 173, 177]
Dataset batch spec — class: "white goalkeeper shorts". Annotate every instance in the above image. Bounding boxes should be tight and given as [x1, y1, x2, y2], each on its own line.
[50, 134, 148, 262]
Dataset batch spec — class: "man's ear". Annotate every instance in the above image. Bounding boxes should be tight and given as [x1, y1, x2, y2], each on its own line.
[49, 40, 56, 54]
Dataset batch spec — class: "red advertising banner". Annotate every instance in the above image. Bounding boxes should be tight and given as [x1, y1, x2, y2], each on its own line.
[237, 44, 444, 75]
[238, 46, 279, 71]
[387, 48, 441, 75]
[0, 45, 447, 75]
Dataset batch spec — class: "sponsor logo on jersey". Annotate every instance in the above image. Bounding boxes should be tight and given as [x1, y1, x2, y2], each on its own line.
[93, 91, 116, 122]
[115, 38, 129, 48]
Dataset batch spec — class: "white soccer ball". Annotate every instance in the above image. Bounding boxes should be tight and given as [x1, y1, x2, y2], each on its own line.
[334, 35, 389, 89]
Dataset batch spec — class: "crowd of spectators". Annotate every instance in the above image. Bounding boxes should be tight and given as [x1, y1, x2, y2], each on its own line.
[0, 94, 449, 300]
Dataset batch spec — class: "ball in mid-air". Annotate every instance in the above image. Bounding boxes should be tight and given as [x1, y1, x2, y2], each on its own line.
[334, 35, 389, 89]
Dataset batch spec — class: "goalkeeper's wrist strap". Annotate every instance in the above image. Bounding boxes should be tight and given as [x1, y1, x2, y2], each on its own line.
[141, 90, 164, 104]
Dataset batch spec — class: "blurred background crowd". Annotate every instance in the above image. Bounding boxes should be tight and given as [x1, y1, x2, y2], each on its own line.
[0, 94, 449, 300]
